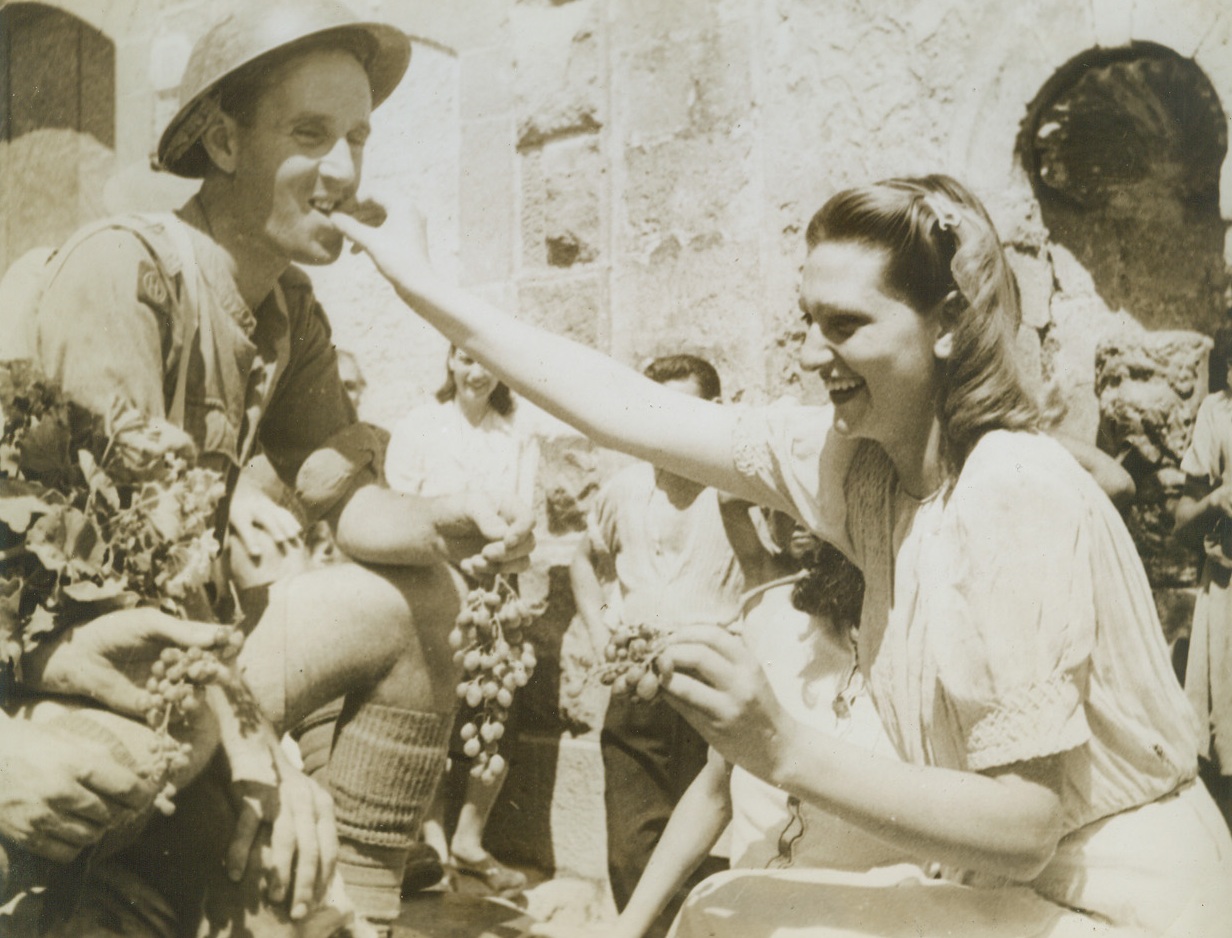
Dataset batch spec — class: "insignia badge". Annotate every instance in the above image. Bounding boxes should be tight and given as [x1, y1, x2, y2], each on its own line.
[138, 262, 169, 308]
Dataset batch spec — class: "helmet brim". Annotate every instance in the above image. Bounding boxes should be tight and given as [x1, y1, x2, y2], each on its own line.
[157, 20, 410, 179]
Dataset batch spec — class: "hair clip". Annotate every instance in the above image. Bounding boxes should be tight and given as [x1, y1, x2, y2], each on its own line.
[922, 193, 961, 233]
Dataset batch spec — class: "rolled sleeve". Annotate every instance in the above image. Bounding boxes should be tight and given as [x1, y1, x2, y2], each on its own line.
[258, 280, 355, 489]
[295, 422, 386, 523]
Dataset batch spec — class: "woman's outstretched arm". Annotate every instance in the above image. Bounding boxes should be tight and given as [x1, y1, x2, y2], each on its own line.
[330, 208, 766, 503]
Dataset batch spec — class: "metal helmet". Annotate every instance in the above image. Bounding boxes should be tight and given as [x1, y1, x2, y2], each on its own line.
[156, 0, 411, 178]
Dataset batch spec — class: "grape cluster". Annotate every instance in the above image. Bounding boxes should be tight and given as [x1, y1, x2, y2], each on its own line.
[593, 624, 672, 702]
[450, 576, 537, 784]
[142, 626, 244, 814]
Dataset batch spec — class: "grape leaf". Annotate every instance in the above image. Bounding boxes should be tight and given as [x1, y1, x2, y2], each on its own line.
[26, 506, 104, 576]
[0, 492, 53, 534]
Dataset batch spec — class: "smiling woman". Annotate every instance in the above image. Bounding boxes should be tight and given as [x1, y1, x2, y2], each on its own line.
[333, 173, 1232, 936]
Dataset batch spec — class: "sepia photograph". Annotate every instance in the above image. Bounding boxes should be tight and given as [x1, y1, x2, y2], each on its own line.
[1, 1, 1230, 935]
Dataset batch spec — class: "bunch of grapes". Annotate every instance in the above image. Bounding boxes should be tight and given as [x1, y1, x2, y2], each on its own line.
[591, 624, 672, 702]
[142, 626, 245, 814]
[449, 575, 537, 784]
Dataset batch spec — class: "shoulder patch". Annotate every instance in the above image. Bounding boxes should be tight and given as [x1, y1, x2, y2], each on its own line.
[137, 259, 171, 310]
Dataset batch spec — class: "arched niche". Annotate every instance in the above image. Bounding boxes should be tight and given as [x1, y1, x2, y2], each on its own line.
[1018, 43, 1227, 333]
[0, 2, 116, 269]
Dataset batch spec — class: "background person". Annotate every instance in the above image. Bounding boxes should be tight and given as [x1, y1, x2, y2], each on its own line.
[1173, 325, 1232, 831]
[333, 173, 1232, 935]
[384, 345, 540, 897]
[569, 354, 757, 935]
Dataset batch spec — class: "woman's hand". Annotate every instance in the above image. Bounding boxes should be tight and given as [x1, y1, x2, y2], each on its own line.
[657, 624, 795, 782]
[21, 607, 227, 718]
[329, 197, 434, 297]
[431, 491, 536, 578]
[0, 717, 152, 862]
[225, 743, 338, 922]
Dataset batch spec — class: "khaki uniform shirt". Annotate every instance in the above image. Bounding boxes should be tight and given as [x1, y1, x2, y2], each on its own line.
[33, 199, 380, 521]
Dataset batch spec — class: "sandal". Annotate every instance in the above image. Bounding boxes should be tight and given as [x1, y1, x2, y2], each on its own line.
[448, 852, 528, 897]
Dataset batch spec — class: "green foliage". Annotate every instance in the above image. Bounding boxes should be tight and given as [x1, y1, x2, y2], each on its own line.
[0, 361, 226, 684]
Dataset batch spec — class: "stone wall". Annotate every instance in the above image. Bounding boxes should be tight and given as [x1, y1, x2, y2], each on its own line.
[4, 0, 1232, 887]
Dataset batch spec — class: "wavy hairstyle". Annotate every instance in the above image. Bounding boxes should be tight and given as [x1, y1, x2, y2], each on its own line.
[436, 345, 514, 416]
[804, 174, 1040, 473]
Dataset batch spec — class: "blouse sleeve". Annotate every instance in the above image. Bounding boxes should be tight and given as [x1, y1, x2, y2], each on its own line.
[1180, 395, 1222, 484]
[934, 436, 1096, 772]
[730, 400, 858, 557]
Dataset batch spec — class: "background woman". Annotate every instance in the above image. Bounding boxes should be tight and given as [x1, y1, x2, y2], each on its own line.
[385, 346, 539, 897]
[1174, 325, 1232, 831]
[335, 175, 1232, 935]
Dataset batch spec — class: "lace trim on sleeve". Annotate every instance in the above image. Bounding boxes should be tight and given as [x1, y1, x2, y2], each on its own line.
[966, 672, 1089, 772]
[731, 407, 772, 480]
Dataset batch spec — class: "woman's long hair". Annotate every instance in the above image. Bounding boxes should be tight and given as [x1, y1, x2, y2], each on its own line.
[805, 174, 1040, 474]
[435, 345, 515, 415]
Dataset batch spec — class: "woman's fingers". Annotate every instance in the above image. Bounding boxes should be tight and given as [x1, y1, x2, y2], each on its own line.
[658, 635, 737, 688]
[668, 624, 747, 663]
[656, 668, 730, 721]
[326, 210, 372, 249]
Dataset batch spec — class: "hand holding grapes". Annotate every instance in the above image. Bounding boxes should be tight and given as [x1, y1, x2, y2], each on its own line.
[656, 624, 795, 782]
[20, 607, 233, 718]
[431, 491, 536, 578]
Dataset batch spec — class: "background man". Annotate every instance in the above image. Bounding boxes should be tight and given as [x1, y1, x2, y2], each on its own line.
[570, 354, 757, 937]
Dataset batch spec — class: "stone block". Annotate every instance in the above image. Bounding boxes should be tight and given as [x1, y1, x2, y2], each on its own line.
[621, 131, 756, 249]
[610, 0, 753, 48]
[1091, 0, 1132, 48]
[547, 736, 610, 884]
[148, 31, 191, 93]
[374, 0, 509, 52]
[1007, 248, 1054, 330]
[513, 0, 604, 149]
[461, 45, 515, 121]
[610, 235, 764, 398]
[460, 118, 516, 285]
[1130, 0, 1212, 57]
[613, 24, 753, 143]
[536, 434, 603, 537]
[517, 272, 609, 348]
[521, 137, 605, 270]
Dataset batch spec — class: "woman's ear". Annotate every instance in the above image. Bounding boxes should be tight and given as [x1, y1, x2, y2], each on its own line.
[933, 290, 963, 360]
[200, 112, 241, 175]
